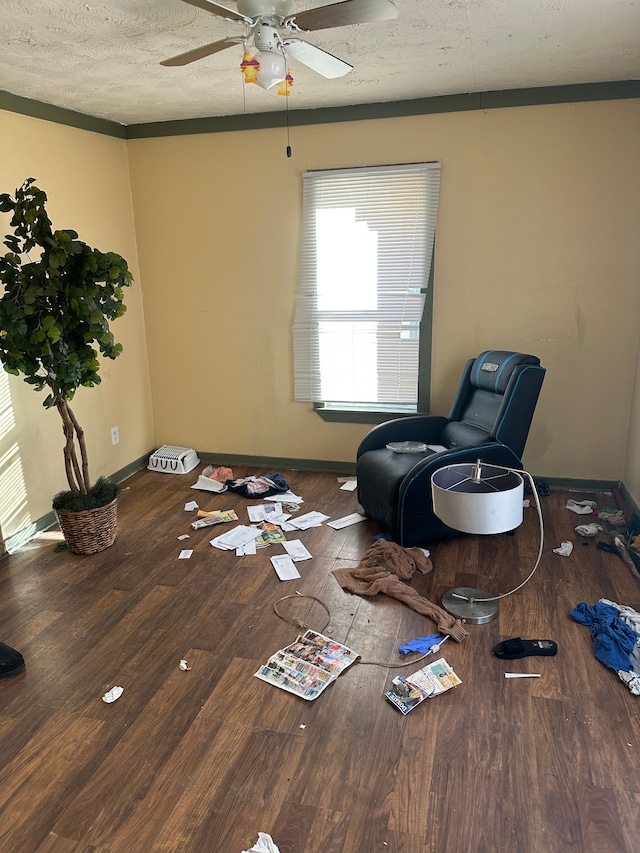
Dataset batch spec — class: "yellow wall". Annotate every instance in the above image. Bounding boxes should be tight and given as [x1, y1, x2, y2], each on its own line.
[625, 339, 640, 505]
[0, 111, 154, 540]
[2, 97, 640, 545]
[128, 99, 640, 483]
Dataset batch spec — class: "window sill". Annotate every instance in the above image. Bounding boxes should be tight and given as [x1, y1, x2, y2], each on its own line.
[314, 405, 421, 425]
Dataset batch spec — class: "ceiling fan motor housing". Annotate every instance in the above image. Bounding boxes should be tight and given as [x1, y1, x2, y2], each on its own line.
[238, 0, 294, 20]
[254, 21, 284, 52]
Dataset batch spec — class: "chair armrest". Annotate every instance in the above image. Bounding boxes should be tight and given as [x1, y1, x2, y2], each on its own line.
[357, 415, 450, 458]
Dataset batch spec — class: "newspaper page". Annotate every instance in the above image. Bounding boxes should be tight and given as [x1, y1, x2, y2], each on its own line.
[254, 630, 359, 700]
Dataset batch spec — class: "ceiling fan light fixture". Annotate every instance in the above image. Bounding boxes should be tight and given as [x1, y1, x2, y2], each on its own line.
[255, 48, 288, 88]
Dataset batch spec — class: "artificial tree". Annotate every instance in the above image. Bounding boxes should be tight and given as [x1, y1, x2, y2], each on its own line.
[0, 178, 133, 507]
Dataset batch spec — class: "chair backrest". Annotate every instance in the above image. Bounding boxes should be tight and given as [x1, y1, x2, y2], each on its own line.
[439, 350, 545, 458]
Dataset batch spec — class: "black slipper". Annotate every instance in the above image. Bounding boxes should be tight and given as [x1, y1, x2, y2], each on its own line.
[493, 637, 557, 659]
[0, 642, 25, 678]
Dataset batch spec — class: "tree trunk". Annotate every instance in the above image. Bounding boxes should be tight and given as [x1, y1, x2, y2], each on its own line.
[56, 399, 91, 494]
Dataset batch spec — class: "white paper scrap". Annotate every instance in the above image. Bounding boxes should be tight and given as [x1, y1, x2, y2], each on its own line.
[247, 503, 283, 523]
[236, 539, 257, 556]
[283, 539, 313, 561]
[327, 512, 367, 529]
[102, 686, 124, 703]
[191, 475, 227, 493]
[178, 549, 193, 559]
[271, 554, 301, 581]
[184, 500, 199, 511]
[267, 512, 292, 525]
[177, 534, 190, 541]
[339, 479, 358, 491]
[210, 525, 262, 551]
[179, 659, 191, 671]
[265, 491, 303, 503]
[288, 511, 330, 530]
[242, 832, 281, 853]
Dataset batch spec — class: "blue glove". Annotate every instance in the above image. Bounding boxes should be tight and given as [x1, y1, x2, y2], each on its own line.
[398, 633, 446, 655]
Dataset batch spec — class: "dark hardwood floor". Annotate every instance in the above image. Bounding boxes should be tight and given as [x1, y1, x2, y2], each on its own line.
[1, 466, 639, 852]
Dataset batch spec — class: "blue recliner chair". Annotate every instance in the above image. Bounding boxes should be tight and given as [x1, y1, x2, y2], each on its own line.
[356, 350, 546, 546]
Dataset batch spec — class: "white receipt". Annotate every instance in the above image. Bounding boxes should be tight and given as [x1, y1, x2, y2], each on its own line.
[271, 554, 301, 580]
[327, 513, 367, 529]
[283, 540, 313, 561]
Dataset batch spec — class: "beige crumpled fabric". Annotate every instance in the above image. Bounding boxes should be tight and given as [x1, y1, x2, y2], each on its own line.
[357, 539, 433, 578]
[332, 541, 468, 643]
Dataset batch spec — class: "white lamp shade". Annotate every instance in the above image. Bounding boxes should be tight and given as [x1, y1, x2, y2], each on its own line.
[256, 49, 287, 89]
[431, 463, 524, 535]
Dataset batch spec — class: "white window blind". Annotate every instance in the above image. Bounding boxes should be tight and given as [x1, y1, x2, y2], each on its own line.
[293, 162, 441, 407]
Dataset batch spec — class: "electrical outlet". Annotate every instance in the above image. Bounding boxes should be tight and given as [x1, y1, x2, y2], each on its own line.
[111, 426, 119, 445]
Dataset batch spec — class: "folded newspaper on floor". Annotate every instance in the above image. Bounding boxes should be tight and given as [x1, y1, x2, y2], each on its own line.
[254, 630, 359, 700]
[385, 657, 462, 714]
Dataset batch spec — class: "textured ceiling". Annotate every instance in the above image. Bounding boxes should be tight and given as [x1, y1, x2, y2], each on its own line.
[0, 0, 638, 126]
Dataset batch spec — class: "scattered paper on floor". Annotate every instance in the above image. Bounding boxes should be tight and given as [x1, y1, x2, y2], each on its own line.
[328, 512, 367, 529]
[178, 549, 193, 559]
[191, 475, 227, 493]
[265, 491, 303, 504]
[210, 525, 263, 551]
[184, 500, 199, 511]
[271, 554, 301, 581]
[179, 660, 191, 671]
[283, 540, 313, 561]
[102, 686, 124, 703]
[287, 511, 330, 530]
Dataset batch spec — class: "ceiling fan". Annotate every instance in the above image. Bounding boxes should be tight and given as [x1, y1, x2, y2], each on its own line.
[160, 0, 399, 89]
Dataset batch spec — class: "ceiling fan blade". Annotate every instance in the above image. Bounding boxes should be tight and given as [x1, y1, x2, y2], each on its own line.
[284, 39, 353, 78]
[290, 0, 398, 32]
[160, 36, 242, 67]
[177, 0, 252, 25]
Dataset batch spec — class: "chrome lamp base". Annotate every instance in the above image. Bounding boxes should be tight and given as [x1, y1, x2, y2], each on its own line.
[442, 587, 499, 625]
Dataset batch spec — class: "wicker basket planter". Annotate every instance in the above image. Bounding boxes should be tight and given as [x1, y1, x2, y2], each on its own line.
[55, 498, 118, 555]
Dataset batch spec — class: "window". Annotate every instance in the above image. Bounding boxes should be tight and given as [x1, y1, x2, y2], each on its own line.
[293, 162, 441, 416]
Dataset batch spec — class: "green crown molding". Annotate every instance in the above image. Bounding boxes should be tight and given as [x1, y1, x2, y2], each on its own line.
[2, 81, 638, 140]
[125, 81, 640, 138]
[0, 90, 125, 138]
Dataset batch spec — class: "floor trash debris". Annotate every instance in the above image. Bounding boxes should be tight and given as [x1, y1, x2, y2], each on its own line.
[102, 686, 124, 703]
[242, 832, 281, 853]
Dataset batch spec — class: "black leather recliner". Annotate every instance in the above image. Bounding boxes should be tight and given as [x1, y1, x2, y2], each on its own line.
[356, 350, 546, 546]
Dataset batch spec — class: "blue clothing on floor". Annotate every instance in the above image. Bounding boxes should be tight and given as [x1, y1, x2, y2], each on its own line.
[570, 601, 638, 672]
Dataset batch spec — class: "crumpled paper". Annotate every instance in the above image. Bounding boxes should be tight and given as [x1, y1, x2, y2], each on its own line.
[102, 686, 124, 703]
[242, 833, 280, 853]
[553, 540, 574, 557]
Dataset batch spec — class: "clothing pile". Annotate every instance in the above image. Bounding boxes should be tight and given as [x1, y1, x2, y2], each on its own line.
[570, 598, 640, 694]
[332, 540, 468, 643]
[226, 472, 290, 498]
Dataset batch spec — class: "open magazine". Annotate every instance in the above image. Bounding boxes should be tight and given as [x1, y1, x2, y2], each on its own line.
[254, 630, 359, 701]
[385, 657, 461, 714]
